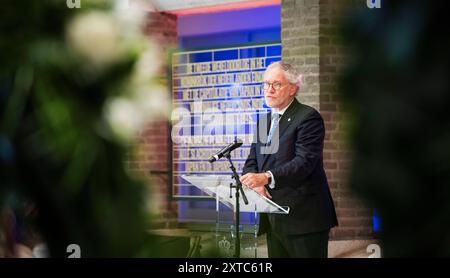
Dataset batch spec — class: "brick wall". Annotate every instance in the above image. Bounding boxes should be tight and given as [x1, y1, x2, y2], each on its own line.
[282, 0, 374, 239]
[128, 12, 178, 227]
[282, 0, 320, 109]
[143, 12, 178, 53]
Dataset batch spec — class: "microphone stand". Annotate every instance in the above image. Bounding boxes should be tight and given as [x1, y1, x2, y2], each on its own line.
[224, 151, 248, 258]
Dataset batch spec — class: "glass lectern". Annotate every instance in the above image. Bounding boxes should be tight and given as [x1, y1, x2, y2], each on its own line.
[181, 174, 289, 258]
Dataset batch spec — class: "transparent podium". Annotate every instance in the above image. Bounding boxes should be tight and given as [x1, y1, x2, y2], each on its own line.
[181, 174, 289, 258]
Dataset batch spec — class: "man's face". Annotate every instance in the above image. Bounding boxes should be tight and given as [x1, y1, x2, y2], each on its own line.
[263, 66, 298, 110]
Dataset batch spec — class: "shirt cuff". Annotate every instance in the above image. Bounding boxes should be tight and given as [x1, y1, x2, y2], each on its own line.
[267, 171, 275, 189]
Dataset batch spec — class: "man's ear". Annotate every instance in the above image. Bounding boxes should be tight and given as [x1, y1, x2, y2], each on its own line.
[290, 85, 298, 96]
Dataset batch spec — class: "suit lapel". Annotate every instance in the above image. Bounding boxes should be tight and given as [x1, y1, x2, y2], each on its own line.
[277, 100, 299, 140]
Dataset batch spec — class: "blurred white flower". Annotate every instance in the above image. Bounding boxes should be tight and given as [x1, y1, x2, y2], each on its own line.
[104, 97, 144, 141]
[132, 45, 162, 83]
[134, 84, 169, 119]
[113, 1, 147, 39]
[77, 3, 168, 141]
[67, 11, 121, 68]
[104, 84, 168, 141]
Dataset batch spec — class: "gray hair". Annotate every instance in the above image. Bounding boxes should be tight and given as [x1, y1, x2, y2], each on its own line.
[265, 61, 302, 87]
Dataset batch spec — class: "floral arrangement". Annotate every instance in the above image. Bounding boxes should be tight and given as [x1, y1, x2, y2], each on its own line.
[0, 0, 167, 257]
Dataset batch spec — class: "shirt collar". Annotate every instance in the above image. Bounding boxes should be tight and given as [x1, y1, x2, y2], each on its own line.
[273, 98, 295, 116]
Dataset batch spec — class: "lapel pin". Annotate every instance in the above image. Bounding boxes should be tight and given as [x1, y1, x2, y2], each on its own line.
[288, 118, 291, 122]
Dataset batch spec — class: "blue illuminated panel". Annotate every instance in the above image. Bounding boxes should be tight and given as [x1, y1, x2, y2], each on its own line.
[171, 44, 282, 200]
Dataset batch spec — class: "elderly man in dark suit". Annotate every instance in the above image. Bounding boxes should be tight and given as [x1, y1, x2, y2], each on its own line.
[240, 61, 338, 258]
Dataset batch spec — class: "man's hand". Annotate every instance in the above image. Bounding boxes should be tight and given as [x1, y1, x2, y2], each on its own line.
[240, 173, 272, 198]
[240, 173, 268, 188]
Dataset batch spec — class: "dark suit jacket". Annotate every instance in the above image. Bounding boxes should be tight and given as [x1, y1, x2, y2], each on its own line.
[242, 99, 338, 236]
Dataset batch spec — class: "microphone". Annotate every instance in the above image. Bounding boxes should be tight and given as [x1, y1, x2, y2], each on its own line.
[208, 138, 243, 163]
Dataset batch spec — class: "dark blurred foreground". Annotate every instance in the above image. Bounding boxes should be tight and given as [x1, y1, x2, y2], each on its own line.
[341, 1, 450, 256]
[0, 0, 161, 257]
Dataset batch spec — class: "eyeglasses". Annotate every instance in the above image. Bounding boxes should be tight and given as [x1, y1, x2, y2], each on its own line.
[262, 81, 287, 91]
